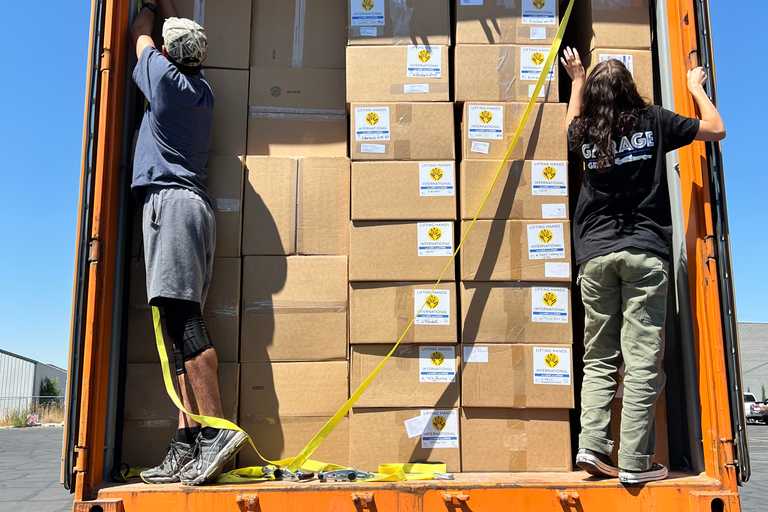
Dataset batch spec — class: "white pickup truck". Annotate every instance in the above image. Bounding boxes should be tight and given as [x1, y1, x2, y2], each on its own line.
[744, 392, 768, 424]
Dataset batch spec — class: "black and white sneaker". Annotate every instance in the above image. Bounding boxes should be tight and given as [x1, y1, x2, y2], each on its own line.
[575, 448, 619, 478]
[179, 429, 248, 486]
[140, 440, 195, 484]
[619, 464, 669, 485]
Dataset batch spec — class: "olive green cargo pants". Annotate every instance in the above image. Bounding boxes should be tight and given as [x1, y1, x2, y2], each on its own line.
[578, 249, 669, 471]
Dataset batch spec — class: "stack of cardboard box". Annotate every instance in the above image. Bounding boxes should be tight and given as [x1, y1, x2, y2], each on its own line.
[456, 0, 574, 472]
[345, 0, 460, 471]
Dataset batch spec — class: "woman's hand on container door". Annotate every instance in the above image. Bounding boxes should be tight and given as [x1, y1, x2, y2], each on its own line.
[561, 47, 586, 85]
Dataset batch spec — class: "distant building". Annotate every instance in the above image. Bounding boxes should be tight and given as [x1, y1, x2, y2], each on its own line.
[738, 323, 768, 399]
[0, 349, 67, 417]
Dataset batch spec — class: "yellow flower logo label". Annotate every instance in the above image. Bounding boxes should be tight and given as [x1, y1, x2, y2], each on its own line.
[418, 48, 432, 63]
[431, 351, 445, 367]
[362, 0, 374, 12]
[543, 165, 557, 180]
[543, 291, 558, 307]
[430, 167, 444, 182]
[533, 0, 546, 9]
[431, 415, 447, 431]
[425, 294, 440, 309]
[365, 111, 379, 126]
[531, 51, 546, 66]
[428, 226, 442, 241]
[479, 110, 493, 124]
[538, 228, 553, 244]
[544, 352, 560, 368]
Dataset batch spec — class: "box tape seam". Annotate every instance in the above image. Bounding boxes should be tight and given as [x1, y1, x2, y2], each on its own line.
[291, 0, 306, 68]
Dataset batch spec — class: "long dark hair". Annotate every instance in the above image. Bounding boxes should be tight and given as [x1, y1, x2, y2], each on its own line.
[570, 58, 648, 168]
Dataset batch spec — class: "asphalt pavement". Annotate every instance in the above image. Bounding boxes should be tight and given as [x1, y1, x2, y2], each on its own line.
[742, 424, 768, 511]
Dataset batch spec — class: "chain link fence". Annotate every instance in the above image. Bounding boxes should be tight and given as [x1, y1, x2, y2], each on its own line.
[0, 396, 65, 426]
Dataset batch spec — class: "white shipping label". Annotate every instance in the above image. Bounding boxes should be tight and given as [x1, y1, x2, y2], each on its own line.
[522, 0, 557, 25]
[528, 84, 546, 98]
[463, 345, 489, 363]
[414, 289, 451, 326]
[417, 222, 453, 256]
[404, 83, 430, 94]
[419, 346, 456, 383]
[599, 53, 634, 75]
[527, 223, 565, 260]
[542, 203, 567, 219]
[420, 410, 459, 449]
[359, 26, 379, 37]
[355, 106, 390, 141]
[533, 346, 572, 385]
[360, 143, 386, 154]
[468, 104, 504, 140]
[531, 161, 568, 196]
[521, 47, 555, 81]
[531, 287, 569, 324]
[215, 198, 241, 212]
[530, 26, 547, 40]
[471, 141, 490, 154]
[460, 0, 484, 5]
[545, 262, 571, 278]
[350, 0, 385, 26]
[404, 414, 430, 438]
[407, 45, 442, 78]
[419, 162, 455, 197]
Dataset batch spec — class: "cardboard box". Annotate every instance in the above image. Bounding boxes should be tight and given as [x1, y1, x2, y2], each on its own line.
[207, 154, 244, 258]
[175, 0, 252, 69]
[586, 49, 655, 102]
[247, 111, 348, 158]
[461, 282, 573, 344]
[583, 0, 651, 50]
[351, 161, 457, 220]
[350, 408, 460, 472]
[121, 419, 178, 468]
[239, 416, 350, 467]
[461, 344, 574, 408]
[297, 158, 350, 255]
[251, 0, 346, 69]
[239, 361, 348, 417]
[350, 344, 459, 408]
[242, 157, 297, 256]
[250, 67, 346, 111]
[350, 102, 455, 161]
[346, 46, 450, 102]
[456, 0, 560, 44]
[348, 0, 451, 46]
[460, 160, 569, 220]
[125, 258, 241, 363]
[349, 221, 456, 281]
[455, 45, 559, 102]
[461, 408, 572, 472]
[124, 362, 239, 421]
[350, 282, 458, 344]
[462, 102, 567, 160]
[460, 220, 572, 282]
[240, 256, 348, 362]
[205, 69, 249, 156]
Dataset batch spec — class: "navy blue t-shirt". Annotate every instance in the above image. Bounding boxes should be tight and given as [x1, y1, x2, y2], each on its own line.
[131, 47, 214, 203]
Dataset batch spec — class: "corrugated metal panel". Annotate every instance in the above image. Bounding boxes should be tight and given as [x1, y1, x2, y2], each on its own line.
[0, 351, 36, 417]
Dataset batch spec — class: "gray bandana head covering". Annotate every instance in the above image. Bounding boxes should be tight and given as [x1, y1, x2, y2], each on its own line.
[162, 17, 207, 67]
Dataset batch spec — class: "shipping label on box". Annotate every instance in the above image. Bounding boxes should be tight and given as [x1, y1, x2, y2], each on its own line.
[520, 47, 555, 81]
[468, 105, 504, 140]
[542, 203, 567, 219]
[531, 287, 569, 324]
[417, 222, 453, 256]
[419, 409, 459, 448]
[355, 106, 391, 141]
[599, 53, 635, 74]
[531, 161, 568, 196]
[350, 0, 385, 26]
[463, 345, 489, 363]
[419, 162, 455, 197]
[460, 0, 484, 5]
[533, 346, 572, 385]
[419, 346, 456, 383]
[526, 223, 566, 260]
[523, 0, 557, 25]
[414, 289, 451, 326]
[406, 45, 442, 78]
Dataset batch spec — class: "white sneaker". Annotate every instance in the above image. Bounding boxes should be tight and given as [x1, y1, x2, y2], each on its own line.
[575, 448, 619, 478]
[618, 463, 669, 485]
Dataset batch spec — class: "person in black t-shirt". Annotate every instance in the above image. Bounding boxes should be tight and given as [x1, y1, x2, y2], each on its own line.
[560, 47, 725, 484]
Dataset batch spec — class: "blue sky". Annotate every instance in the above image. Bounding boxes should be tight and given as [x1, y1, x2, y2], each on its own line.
[0, 4, 764, 369]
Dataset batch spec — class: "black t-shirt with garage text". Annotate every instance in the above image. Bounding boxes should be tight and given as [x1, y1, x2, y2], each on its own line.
[568, 106, 700, 265]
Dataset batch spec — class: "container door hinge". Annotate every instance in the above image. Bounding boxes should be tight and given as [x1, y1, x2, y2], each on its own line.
[558, 491, 581, 510]
[236, 494, 259, 512]
[74, 445, 88, 472]
[703, 235, 716, 265]
[100, 49, 111, 72]
[88, 238, 100, 263]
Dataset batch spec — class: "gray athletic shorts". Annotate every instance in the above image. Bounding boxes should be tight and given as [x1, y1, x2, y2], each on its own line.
[142, 187, 216, 305]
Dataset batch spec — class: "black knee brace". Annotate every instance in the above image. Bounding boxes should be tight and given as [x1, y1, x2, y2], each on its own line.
[154, 298, 214, 363]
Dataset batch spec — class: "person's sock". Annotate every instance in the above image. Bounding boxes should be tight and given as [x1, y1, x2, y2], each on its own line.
[175, 426, 200, 445]
[201, 426, 220, 440]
